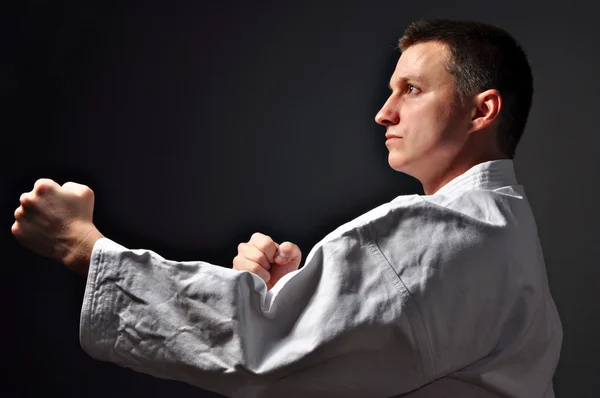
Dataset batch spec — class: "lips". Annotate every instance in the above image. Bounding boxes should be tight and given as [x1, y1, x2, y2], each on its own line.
[385, 134, 402, 139]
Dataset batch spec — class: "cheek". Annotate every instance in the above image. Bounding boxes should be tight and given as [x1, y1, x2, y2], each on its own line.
[402, 102, 449, 146]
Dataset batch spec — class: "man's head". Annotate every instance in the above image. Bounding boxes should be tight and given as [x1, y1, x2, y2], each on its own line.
[375, 19, 533, 193]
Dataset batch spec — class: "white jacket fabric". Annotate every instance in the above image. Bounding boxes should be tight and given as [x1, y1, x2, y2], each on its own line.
[80, 159, 562, 397]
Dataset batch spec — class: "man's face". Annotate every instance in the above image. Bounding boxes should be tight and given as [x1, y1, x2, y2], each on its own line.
[375, 41, 471, 179]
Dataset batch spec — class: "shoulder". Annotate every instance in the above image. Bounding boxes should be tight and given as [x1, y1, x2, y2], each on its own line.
[308, 186, 536, 280]
[316, 187, 530, 251]
[375, 186, 531, 239]
[360, 187, 543, 378]
[361, 187, 537, 287]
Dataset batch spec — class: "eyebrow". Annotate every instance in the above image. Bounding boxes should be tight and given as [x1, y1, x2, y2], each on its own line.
[388, 75, 427, 90]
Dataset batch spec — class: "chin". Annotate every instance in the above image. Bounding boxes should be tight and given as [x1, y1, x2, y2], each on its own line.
[388, 153, 411, 174]
[388, 155, 422, 181]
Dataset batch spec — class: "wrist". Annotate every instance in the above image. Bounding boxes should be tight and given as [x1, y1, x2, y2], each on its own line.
[62, 224, 105, 277]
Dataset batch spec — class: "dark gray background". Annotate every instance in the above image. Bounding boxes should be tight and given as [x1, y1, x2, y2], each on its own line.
[2, 1, 597, 396]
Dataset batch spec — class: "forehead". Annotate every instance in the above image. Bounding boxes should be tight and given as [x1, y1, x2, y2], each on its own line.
[391, 41, 452, 85]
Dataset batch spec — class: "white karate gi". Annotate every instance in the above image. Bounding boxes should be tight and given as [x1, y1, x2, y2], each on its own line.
[80, 159, 562, 397]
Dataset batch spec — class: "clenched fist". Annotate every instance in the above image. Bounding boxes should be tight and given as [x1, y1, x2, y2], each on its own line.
[11, 178, 104, 276]
[233, 232, 302, 290]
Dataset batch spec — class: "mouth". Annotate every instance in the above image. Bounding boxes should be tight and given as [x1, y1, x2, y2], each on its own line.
[385, 133, 402, 139]
[385, 134, 402, 141]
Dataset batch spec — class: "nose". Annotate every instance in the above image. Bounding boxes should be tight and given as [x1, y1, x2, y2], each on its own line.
[375, 97, 399, 126]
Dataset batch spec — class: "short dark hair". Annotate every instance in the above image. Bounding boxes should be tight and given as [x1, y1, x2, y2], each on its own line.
[399, 19, 533, 159]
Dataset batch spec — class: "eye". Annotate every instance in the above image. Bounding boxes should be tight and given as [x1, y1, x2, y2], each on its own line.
[406, 84, 420, 95]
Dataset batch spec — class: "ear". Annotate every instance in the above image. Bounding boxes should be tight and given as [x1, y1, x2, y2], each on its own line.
[468, 89, 502, 134]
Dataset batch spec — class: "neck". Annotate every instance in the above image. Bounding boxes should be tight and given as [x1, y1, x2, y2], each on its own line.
[421, 153, 508, 195]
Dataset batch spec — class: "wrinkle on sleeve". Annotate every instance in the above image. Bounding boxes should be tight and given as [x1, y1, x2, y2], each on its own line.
[80, 221, 427, 398]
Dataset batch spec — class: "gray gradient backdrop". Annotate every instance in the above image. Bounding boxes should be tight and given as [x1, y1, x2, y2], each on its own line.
[2, 1, 598, 397]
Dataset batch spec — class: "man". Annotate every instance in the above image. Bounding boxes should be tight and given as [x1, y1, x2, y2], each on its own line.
[12, 19, 562, 397]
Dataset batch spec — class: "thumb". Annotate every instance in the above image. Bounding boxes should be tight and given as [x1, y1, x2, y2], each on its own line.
[274, 241, 302, 270]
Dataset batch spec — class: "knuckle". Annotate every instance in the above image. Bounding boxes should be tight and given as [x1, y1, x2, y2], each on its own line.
[256, 237, 274, 251]
[11, 221, 21, 236]
[34, 183, 51, 195]
[19, 193, 34, 207]
[250, 253, 269, 269]
[63, 182, 90, 197]
[242, 251, 258, 264]
[34, 178, 52, 187]
[83, 186, 94, 197]
[242, 246, 268, 266]
[13, 206, 22, 219]
[34, 178, 50, 188]
[76, 184, 94, 198]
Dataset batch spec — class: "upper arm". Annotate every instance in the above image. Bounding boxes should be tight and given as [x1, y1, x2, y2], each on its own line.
[369, 198, 521, 380]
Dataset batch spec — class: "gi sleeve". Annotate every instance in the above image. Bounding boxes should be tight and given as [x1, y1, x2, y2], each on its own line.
[79, 222, 430, 398]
